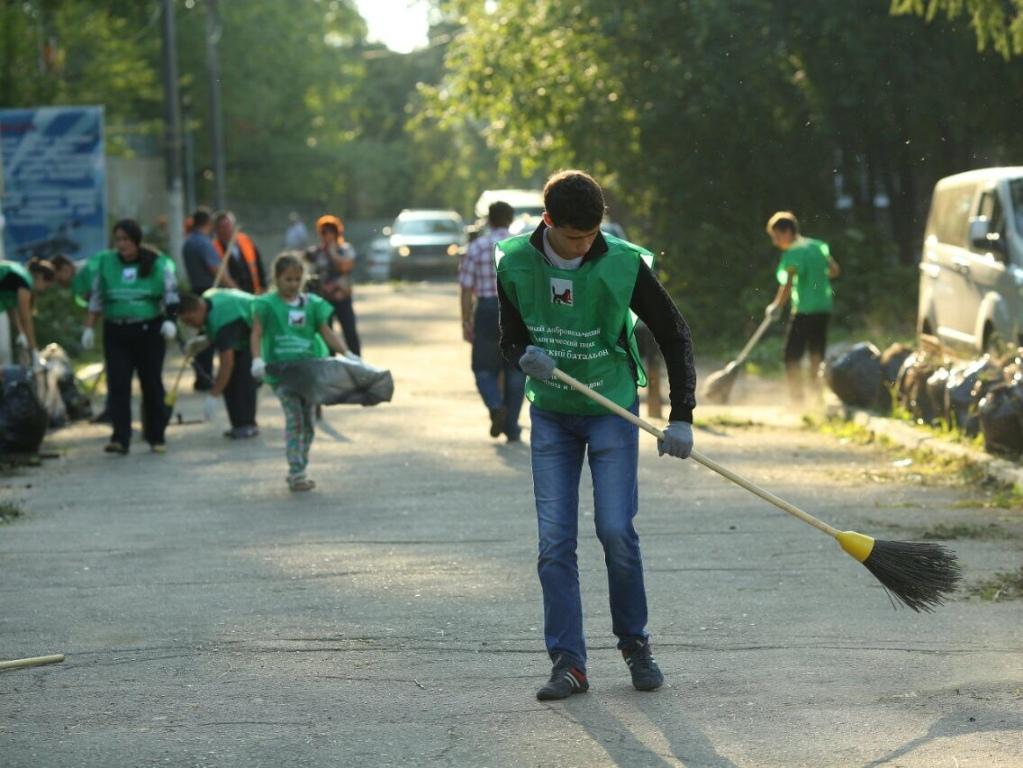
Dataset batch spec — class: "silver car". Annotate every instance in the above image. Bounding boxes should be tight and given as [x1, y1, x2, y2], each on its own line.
[387, 209, 466, 280]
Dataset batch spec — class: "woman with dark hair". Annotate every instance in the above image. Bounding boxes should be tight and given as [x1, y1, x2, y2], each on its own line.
[0, 256, 57, 371]
[305, 215, 361, 356]
[81, 219, 180, 454]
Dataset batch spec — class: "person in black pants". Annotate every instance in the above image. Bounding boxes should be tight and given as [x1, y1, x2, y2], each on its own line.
[179, 290, 259, 439]
[182, 207, 227, 391]
[81, 220, 180, 454]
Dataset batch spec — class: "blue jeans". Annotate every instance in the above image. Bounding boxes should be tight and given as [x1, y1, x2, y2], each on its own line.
[472, 297, 525, 438]
[474, 369, 526, 438]
[529, 400, 648, 670]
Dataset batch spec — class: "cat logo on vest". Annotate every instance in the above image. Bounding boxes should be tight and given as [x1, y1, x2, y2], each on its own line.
[550, 278, 573, 307]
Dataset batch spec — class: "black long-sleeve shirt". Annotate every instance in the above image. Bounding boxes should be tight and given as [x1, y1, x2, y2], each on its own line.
[498, 224, 697, 423]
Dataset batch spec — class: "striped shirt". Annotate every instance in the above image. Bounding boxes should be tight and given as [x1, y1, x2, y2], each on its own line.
[458, 227, 509, 299]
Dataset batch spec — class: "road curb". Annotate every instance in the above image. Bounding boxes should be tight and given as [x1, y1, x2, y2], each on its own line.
[838, 406, 1023, 491]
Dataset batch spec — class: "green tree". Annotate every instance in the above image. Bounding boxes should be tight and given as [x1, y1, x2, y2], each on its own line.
[891, 0, 1023, 58]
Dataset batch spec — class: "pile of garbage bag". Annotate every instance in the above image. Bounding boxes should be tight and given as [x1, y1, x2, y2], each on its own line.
[267, 354, 394, 406]
[826, 340, 1023, 457]
[0, 366, 49, 454]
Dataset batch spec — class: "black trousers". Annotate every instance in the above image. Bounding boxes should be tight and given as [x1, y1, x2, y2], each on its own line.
[192, 345, 215, 390]
[332, 296, 361, 357]
[104, 319, 167, 447]
[222, 347, 258, 429]
[783, 312, 829, 399]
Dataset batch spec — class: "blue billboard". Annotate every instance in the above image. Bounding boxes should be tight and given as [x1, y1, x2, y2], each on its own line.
[1, 106, 107, 263]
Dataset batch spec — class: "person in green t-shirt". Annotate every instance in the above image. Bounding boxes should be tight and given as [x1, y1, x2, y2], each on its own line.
[0, 257, 58, 372]
[179, 288, 259, 439]
[764, 211, 841, 402]
[249, 252, 348, 492]
[81, 219, 181, 454]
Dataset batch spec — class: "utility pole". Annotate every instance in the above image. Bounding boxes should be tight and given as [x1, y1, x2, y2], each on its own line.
[205, 0, 226, 210]
[182, 95, 197, 214]
[160, 0, 185, 275]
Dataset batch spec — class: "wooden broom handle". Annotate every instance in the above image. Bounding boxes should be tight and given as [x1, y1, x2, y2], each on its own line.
[211, 226, 242, 289]
[551, 368, 841, 538]
[0, 654, 64, 671]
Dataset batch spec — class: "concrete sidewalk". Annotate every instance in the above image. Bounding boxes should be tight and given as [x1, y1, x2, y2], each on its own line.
[2, 283, 1021, 767]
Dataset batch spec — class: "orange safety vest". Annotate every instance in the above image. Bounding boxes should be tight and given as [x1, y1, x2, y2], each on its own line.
[215, 233, 264, 294]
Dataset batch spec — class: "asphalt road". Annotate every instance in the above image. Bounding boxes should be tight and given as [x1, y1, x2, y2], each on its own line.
[2, 283, 1021, 767]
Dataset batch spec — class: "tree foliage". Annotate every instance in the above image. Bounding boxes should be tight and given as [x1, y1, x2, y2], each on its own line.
[432, 0, 1023, 343]
[891, 0, 1023, 58]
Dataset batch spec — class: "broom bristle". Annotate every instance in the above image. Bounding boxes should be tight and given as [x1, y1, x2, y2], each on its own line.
[862, 539, 961, 612]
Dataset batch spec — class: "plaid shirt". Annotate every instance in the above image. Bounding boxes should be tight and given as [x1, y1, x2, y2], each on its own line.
[458, 227, 509, 299]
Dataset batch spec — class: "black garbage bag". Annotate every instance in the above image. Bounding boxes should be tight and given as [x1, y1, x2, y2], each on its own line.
[946, 357, 1002, 436]
[880, 343, 913, 386]
[926, 368, 951, 426]
[896, 352, 939, 424]
[824, 343, 882, 408]
[268, 355, 394, 406]
[978, 384, 1023, 456]
[0, 366, 49, 454]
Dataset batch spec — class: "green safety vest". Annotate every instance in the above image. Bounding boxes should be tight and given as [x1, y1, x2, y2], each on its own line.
[496, 232, 648, 415]
[93, 249, 174, 321]
[203, 288, 254, 350]
[72, 252, 104, 308]
[253, 291, 333, 385]
[0, 261, 33, 312]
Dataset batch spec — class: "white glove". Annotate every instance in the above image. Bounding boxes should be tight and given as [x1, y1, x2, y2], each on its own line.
[658, 422, 694, 459]
[203, 395, 219, 422]
[15, 332, 28, 348]
[160, 320, 178, 340]
[251, 357, 266, 379]
[30, 349, 44, 374]
[81, 327, 95, 350]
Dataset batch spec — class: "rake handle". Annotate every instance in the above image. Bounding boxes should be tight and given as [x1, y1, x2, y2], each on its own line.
[551, 368, 841, 538]
[734, 316, 773, 366]
[0, 653, 64, 671]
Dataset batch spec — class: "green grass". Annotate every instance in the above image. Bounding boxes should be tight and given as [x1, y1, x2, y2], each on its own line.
[0, 501, 23, 523]
[969, 567, 1023, 602]
[806, 415, 998, 488]
[693, 414, 759, 430]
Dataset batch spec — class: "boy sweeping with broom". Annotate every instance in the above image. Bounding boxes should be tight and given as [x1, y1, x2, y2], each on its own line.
[496, 170, 697, 700]
[250, 253, 348, 491]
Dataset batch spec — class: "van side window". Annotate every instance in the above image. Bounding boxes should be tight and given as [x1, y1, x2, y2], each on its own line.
[974, 191, 1006, 262]
[1010, 178, 1023, 237]
[926, 186, 974, 247]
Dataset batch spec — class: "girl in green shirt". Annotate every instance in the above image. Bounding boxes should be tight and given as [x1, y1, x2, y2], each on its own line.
[250, 253, 348, 492]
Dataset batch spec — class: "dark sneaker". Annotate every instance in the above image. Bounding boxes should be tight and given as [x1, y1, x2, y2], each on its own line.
[536, 657, 588, 701]
[103, 441, 128, 455]
[488, 407, 507, 438]
[622, 639, 664, 691]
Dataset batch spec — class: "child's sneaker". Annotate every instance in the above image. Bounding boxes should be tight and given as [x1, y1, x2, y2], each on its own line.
[287, 474, 315, 492]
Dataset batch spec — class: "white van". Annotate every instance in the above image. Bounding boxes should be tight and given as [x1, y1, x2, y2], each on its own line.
[918, 167, 1023, 353]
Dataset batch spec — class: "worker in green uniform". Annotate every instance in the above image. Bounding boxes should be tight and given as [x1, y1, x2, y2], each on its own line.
[0, 258, 58, 371]
[250, 253, 348, 492]
[763, 211, 841, 402]
[179, 288, 260, 439]
[81, 219, 180, 454]
[497, 170, 697, 700]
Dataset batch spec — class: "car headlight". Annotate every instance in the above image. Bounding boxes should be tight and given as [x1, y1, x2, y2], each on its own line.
[398, 246, 411, 258]
[447, 244, 460, 256]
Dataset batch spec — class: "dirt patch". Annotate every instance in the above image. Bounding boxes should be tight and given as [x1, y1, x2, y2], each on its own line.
[969, 566, 1023, 602]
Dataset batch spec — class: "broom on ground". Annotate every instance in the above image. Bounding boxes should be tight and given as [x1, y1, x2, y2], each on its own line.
[552, 367, 961, 612]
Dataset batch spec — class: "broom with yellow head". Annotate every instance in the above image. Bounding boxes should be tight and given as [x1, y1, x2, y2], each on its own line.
[552, 368, 961, 612]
